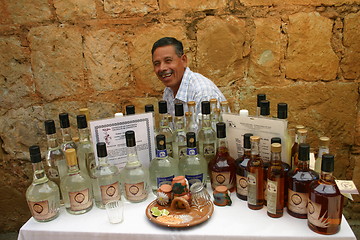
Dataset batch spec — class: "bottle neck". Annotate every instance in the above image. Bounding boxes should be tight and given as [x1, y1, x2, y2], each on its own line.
[216, 137, 229, 153]
[67, 164, 80, 174]
[298, 134, 307, 144]
[270, 151, 282, 164]
[320, 171, 334, 182]
[297, 160, 309, 169]
[159, 113, 170, 128]
[156, 149, 168, 158]
[201, 113, 211, 128]
[61, 127, 73, 142]
[174, 116, 185, 131]
[32, 162, 48, 184]
[46, 133, 60, 149]
[98, 156, 109, 166]
[186, 146, 198, 156]
[251, 141, 260, 156]
[126, 146, 141, 164]
[78, 128, 90, 143]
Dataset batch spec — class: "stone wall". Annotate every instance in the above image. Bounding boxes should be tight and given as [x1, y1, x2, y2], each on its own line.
[0, 0, 359, 236]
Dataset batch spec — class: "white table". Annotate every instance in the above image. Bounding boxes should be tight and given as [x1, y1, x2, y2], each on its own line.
[18, 190, 356, 240]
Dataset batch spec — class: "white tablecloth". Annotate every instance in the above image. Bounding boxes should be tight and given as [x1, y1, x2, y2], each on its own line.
[18, 190, 356, 240]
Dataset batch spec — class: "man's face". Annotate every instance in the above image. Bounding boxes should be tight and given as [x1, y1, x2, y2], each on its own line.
[152, 45, 187, 92]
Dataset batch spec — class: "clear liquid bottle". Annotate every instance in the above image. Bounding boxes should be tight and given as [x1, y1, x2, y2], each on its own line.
[149, 134, 178, 193]
[256, 94, 266, 116]
[291, 128, 308, 169]
[180, 132, 208, 187]
[120, 130, 149, 202]
[26, 145, 60, 222]
[158, 100, 173, 158]
[277, 103, 292, 167]
[145, 104, 158, 137]
[93, 142, 121, 209]
[59, 113, 77, 152]
[314, 137, 330, 174]
[186, 101, 199, 136]
[210, 98, 219, 130]
[219, 101, 231, 122]
[308, 154, 344, 235]
[287, 143, 319, 219]
[172, 103, 187, 163]
[125, 105, 135, 115]
[198, 101, 216, 165]
[61, 148, 93, 214]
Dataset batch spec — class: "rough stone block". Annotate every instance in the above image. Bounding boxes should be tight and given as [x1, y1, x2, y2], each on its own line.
[196, 16, 246, 86]
[104, 0, 158, 15]
[159, 0, 226, 11]
[54, 0, 96, 21]
[238, 0, 360, 6]
[4, 0, 52, 24]
[285, 12, 339, 81]
[28, 25, 85, 101]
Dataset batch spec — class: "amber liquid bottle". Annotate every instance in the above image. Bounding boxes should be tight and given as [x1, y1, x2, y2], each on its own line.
[247, 136, 264, 210]
[209, 122, 236, 192]
[290, 126, 306, 169]
[267, 143, 285, 218]
[235, 133, 253, 200]
[287, 143, 319, 218]
[308, 154, 344, 235]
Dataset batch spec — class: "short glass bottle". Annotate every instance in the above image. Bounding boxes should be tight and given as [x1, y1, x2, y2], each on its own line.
[26, 146, 60, 222]
[314, 137, 330, 174]
[158, 100, 174, 158]
[198, 101, 216, 165]
[172, 103, 187, 163]
[59, 113, 77, 152]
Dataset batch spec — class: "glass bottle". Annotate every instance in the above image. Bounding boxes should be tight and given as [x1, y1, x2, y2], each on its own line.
[287, 143, 319, 219]
[209, 122, 236, 192]
[145, 104, 158, 136]
[247, 136, 264, 210]
[256, 93, 266, 116]
[59, 113, 77, 152]
[291, 128, 308, 169]
[235, 133, 253, 200]
[308, 154, 344, 235]
[172, 103, 187, 163]
[149, 134, 178, 193]
[158, 100, 173, 158]
[260, 100, 270, 118]
[180, 132, 208, 187]
[186, 101, 199, 136]
[198, 101, 216, 165]
[210, 98, 219, 130]
[79, 108, 90, 124]
[61, 148, 93, 214]
[26, 146, 60, 222]
[277, 103, 292, 167]
[125, 105, 135, 115]
[290, 125, 305, 168]
[219, 101, 230, 122]
[314, 137, 330, 174]
[267, 143, 285, 218]
[120, 130, 149, 202]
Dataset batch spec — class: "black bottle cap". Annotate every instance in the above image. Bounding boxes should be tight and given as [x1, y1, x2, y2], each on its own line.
[271, 137, 281, 144]
[145, 104, 154, 113]
[125, 130, 136, 147]
[158, 100, 168, 114]
[260, 100, 270, 116]
[96, 142, 107, 158]
[59, 113, 70, 128]
[156, 134, 166, 150]
[29, 145, 42, 163]
[186, 132, 197, 148]
[126, 105, 135, 115]
[44, 120, 56, 135]
[201, 101, 211, 115]
[321, 154, 334, 172]
[175, 103, 184, 116]
[76, 114, 87, 129]
[298, 143, 310, 161]
[277, 103, 288, 119]
[243, 133, 253, 149]
[216, 122, 226, 138]
[257, 94, 266, 107]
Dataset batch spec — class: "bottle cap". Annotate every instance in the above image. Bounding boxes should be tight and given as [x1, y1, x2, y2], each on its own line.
[239, 109, 249, 117]
[250, 136, 260, 142]
[271, 143, 282, 152]
[79, 108, 90, 122]
[298, 143, 310, 161]
[29, 145, 42, 163]
[277, 103, 288, 119]
[76, 114, 87, 129]
[298, 129, 308, 135]
[96, 142, 107, 158]
[257, 94, 266, 107]
[59, 113, 70, 128]
[175, 103, 184, 117]
[260, 100, 270, 116]
[156, 134, 166, 150]
[44, 120, 56, 135]
[216, 122, 226, 138]
[319, 136, 330, 146]
[114, 112, 123, 117]
[125, 130, 136, 147]
[145, 104, 154, 113]
[201, 101, 211, 115]
[125, 105, 135, 115]
[220, 101, 229, 107]
[295, 125, 305, 131]
[210, 98, 217, 104]
[321, 154, 334, 172]
[187, 101, 195, 107]
[185, 112, 191, 118]
[186, 132, 196, 148]
[243, 133, 253, 149]
[65, 148, 77, 166]
[271, 137, 281, 144]
[158, 100, 168, 114]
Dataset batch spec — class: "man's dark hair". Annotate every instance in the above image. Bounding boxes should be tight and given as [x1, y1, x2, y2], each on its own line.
[151, 37, 184, 57]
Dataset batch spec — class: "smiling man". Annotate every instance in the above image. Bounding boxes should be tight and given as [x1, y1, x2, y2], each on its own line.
[151, 37, 226, 117]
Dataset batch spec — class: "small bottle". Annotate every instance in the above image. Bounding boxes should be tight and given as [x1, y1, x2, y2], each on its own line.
[26, 146, 60, 222]
[172, 103, 187, 163]
[210, 98, 219, 130]
[180, 132, 208, 187]
[198, 101, 216, 164]
[291, 128, 308, 169]
[158, 100, 174, 157]
[61, 148, 93, 214]
[247, 136, 264, 210]
[125, 105, 135, 115]
[308, 154, 344, 235]
[314, 137, 330, 174]
[145, 104, 158, 136]
[59, 113, 77, 152]
[235, 133, 253, 200]
[287, 143, 319, 219]
[256, 94, 266, 116]
[120, 130, 149, 202]
[209, 122, 236, 192]
[219, 101, 230, 122]
[267, 143, 285, 218]
[186, 101, 199, 135]
[290, 125, 305, 168]
[149, 134, 178, 193]
[93, 142, 121, 209]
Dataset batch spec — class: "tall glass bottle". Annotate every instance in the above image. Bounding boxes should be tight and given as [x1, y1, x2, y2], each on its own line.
[186, 101, 199, 136]
[287, 143, 319, 219]
[145, 104, 158, 136]
[314, 137, 330, 174]
[93, 142, 121, 209]
[235, 133, 253, 200]
[247, 136, 264, 210]
[158, 100, 173, 157]
[59, 113, 77, 152]
[125, 105, 135, 115]
[267, 143, 285, 218]
[26, 146, 60, 222]
[290, 125, 305, 168]
[149, 134, 178, 193]
[172, 103, 187, 163]
[180, 132, 208, 187]
[210, 98, 219, 130]
[219, 101, 230, 122]
[61, 148, 93, 215]
[291, 128, 308, 169]
[308, 154, 344, 235]
[277, 103, 292, 167]
[120, 130, 149, 202]
[209, 122, 236, 192]
[260, 100, 270, 118]
[198, 101, 216, 164]
[256, 94, 266, 116]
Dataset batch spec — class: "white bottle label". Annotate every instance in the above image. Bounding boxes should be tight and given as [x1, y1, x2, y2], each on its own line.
[288, 189, 308, 215]
[69, 188, 92, 211]
[247, 173, 257, 205]
[100, 181, 120, 205]
[267, 180, 278, 214]
[236, 174, 248, 196]
[203, 143, 215, 157]
[211, 171, 230, 189]
[125, 182, 147, 201]
[28, 200, 56, 221]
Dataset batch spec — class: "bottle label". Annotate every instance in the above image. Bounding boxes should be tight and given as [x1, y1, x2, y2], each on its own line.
[236, 174, 248, 196]
[156, 175, 175, 188]
[211, 171, 231, 189]
[178, 146, 187, 160]
[203, 143, 215, 157]
[247, 173, 257, 205]
[47, 167, 60, 179]
[167, 142, 173, 157]
[185, 173, 204, 186]
[308, 197, 342, 228]
[125, 182, 148, 201]
[288, 189, 308, 214]
[100, 181, 121, 205]
[267, 179, 278, 214]
[27, 200, 56, 221]
[69, 188, 92, 211]
[85, 152, 96, 178]
[186, 148, 198, 156]
[156, 149, 168, 158]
